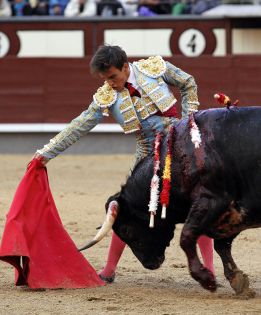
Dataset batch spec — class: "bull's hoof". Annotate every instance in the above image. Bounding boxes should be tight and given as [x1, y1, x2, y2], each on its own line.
[191, 267, 217, 292]
[231, 271, 255, 299]
[235, 289, 256, 300]
[98, 272, 115, 284]
[200, 275, 217, 292]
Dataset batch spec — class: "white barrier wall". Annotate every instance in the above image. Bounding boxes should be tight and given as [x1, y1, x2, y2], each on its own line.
[1, 17, 261, 58]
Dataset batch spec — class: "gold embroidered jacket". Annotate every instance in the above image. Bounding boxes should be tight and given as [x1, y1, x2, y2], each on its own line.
[37, 56, 199, 160]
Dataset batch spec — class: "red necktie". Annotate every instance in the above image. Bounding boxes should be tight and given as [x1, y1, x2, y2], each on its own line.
[125, 82, 141, 98]
[156, 106, 178, 118]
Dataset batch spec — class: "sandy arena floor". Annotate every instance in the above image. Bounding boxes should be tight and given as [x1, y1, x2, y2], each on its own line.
[0, 154, 260, 315]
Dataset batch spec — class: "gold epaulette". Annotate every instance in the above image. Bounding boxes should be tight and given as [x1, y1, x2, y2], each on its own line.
[134, 56, 166, 78]
[93, 81, 117, 108]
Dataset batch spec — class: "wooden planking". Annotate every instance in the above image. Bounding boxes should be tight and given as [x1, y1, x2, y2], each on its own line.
[232, 56, 261, 102]
[44, 60, 93, 122]
[0, 57, 45, 122]
[172, 55, 261, 107]
[0, 56, 260, 123]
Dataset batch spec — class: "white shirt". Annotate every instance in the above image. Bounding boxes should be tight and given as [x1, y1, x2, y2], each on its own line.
[127, 63, 142, 94]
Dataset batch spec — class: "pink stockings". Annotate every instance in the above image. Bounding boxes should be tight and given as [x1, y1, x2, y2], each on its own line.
[99, 231, 215, 279]
[99, 231, 126, 278]
[197, 235, 215, 275]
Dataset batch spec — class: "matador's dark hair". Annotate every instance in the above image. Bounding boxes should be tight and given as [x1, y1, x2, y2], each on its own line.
[90, 45, 128, 74]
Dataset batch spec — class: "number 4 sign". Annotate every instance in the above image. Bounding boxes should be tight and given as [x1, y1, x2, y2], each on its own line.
[170, 26, 216, 56]
[178, 29, 206, 57]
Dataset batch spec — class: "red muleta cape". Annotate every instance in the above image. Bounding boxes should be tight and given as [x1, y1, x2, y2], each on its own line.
[0, 159, 104, 289]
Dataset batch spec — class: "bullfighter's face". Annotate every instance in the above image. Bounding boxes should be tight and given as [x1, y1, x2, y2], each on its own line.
[99, 63, 130, 92]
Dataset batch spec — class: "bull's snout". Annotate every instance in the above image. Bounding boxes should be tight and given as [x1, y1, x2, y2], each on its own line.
[143, 255, 165, 270]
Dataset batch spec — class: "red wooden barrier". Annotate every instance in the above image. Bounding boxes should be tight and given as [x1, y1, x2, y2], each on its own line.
[0, 55, 260, 123]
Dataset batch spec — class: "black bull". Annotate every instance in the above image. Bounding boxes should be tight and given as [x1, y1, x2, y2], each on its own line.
[85, 106, 261, 296]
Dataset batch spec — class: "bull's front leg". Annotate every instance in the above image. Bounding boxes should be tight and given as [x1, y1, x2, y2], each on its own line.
[214, 237, 255, 298]
[180, 224, 216, 292]
[180, 193, 222, 292]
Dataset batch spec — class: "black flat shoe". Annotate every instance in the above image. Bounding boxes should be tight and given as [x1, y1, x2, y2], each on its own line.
[99, 272, 115, 284]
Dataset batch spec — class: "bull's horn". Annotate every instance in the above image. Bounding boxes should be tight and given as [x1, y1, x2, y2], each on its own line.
[78, 200, 119, 251]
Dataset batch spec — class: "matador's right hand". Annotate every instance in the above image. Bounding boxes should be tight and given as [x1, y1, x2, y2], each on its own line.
[30, 152, 49, 166]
